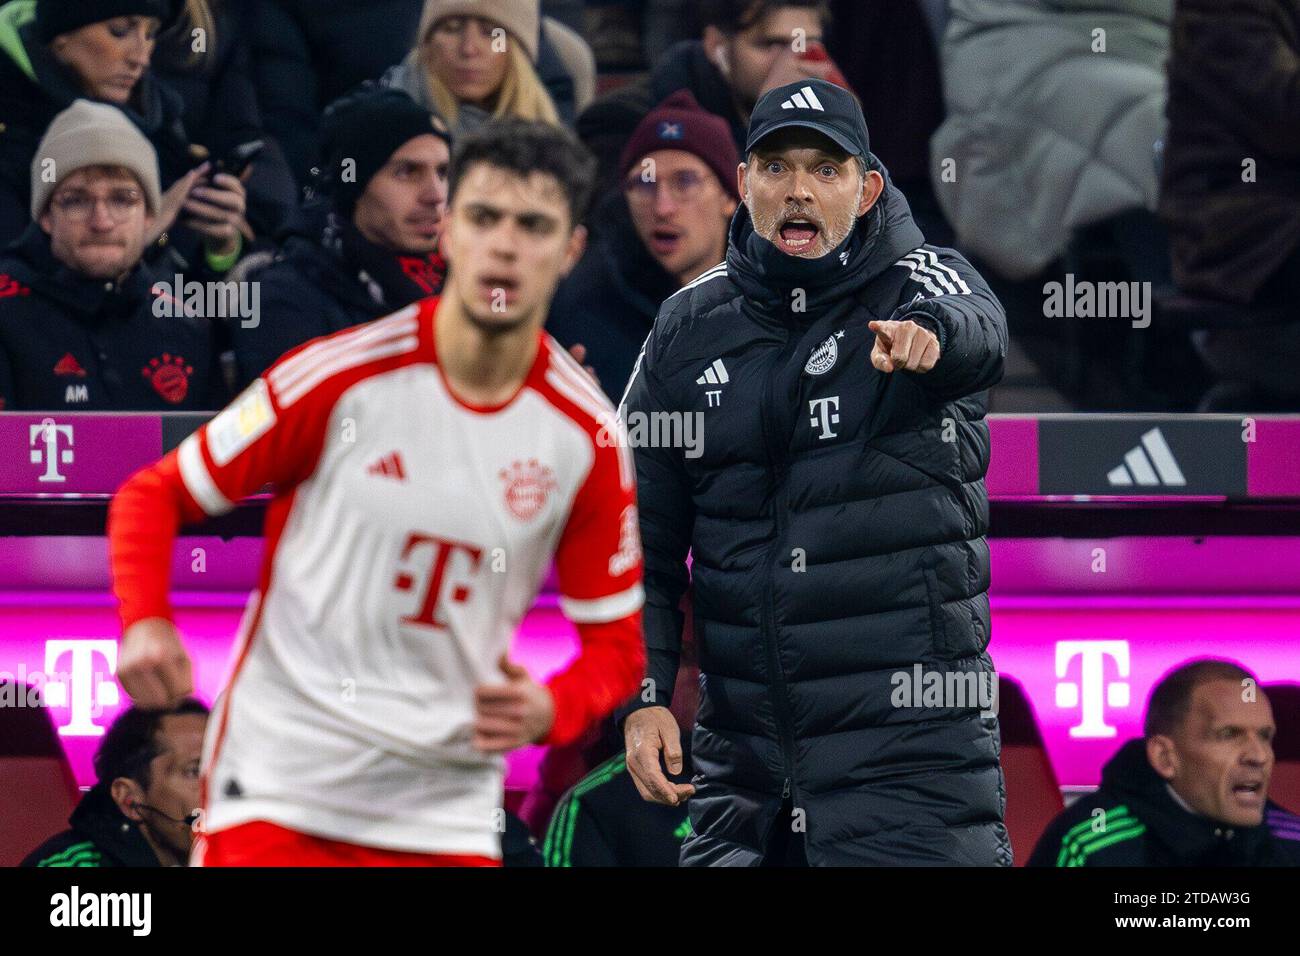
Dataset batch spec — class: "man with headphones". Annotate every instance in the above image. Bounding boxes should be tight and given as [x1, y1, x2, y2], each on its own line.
[578, 0, 844, 198]
[22, 700, 209, 867]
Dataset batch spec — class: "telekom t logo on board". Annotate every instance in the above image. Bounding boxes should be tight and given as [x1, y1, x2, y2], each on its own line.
[1054, 640, 1131, 738]
[44, 640, 119, 736]
[29, 418, 75, 483]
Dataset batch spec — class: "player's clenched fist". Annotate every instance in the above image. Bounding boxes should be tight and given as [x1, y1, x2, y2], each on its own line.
[472, 655, 555, 754]
[868, 318, 941, 374]
[624, 707, 695, 807]
[118, 617, 194, 710]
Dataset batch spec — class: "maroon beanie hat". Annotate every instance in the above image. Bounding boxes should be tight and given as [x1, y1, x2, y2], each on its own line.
[619, 90, 740, 200]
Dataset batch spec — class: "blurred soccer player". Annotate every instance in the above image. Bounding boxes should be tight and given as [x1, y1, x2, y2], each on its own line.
[107, 120, 645, 867]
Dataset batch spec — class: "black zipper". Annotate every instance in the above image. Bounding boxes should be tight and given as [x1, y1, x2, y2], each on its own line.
[758, 330, 800, 808]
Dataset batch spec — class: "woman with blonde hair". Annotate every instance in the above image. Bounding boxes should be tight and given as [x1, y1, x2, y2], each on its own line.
[382, 0, 566, 133]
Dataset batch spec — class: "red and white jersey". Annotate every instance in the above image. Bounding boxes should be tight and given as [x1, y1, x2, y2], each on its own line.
[112, 298, 644, 857]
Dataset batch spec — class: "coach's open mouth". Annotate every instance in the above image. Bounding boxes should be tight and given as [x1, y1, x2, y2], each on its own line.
[777, 218, 820, 253]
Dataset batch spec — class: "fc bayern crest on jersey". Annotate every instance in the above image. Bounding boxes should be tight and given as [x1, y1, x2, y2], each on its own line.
[804, 332, 841, 376]
[500, 459, 557, 521]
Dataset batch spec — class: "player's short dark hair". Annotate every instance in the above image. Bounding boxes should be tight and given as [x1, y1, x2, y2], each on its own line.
[1144, 659, 1256, 739]
[700, 0, 831, 33]
[448, 119, 596, 227]
[94, 699, 209, 790]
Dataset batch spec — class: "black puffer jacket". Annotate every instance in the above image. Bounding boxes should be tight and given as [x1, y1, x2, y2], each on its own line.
[621, 155, 1010, 866]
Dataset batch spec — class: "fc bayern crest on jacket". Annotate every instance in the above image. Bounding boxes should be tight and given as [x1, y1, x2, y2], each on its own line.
[500, 459, 556, 521]
[804, 330, 843, 375]
[141, 354, 194, 403]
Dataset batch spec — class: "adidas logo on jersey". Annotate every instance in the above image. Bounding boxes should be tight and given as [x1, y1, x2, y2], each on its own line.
[696, 359, 729, 386]
[781, 85, 826, 111]
[367, 451, 407, 481]
[1106, 428, 1186, 487]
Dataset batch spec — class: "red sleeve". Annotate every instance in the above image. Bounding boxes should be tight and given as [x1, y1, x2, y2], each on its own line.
[542, 431, 645, 746]
[107, 326, 374, 631]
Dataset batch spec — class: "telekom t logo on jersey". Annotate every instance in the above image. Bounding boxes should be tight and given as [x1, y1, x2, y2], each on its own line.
[394, 533, 483, 628]
[1055, 640, 1131, 738]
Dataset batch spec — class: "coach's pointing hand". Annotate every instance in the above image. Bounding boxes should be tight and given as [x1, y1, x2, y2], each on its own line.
[624, 707, 695, 806]
[868, 318, 940, 374]
[118, 617, 194, 709]
[473, 655, 555, 754]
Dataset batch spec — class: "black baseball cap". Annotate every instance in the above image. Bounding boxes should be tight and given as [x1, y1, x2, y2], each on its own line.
[744, 79, 869, 159]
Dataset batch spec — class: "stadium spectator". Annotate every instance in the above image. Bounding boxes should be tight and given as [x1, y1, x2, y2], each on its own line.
[1159, 0, 1300, 405]
[619, 79, 1009, 866]
[0, 100, 222, 411]
[152, 0, 300, 240]
[577, 0, 841, 197]
[930, 0, 1172, 284]
[1030, 660, 1300, 866]
[547, 91, 738, 397]
[250, 0, 592, 188]
[230, 87, 451, 388]
[21, 700, 209, 867]
[380, 0, 569, 136]
[0, 0, 250, 276]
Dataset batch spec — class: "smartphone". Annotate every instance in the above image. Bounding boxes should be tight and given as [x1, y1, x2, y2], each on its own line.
[212, 139, 265, 178]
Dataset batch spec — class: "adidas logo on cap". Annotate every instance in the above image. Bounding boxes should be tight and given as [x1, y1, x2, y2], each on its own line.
[781, 85, 826, 111]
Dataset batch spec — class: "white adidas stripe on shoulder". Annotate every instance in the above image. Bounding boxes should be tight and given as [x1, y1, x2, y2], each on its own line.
[547, 339, 616, 413]
[543, 361, 634, 491]
[667, 262, 728, 299]
[277, 334, 420, 407]
[895, 247, 971, 297]
[268, 305, 421, 407]
[269, 304, 420, 387]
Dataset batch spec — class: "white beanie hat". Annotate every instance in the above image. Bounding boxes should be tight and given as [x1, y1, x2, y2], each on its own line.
[31, 100, 162, 219]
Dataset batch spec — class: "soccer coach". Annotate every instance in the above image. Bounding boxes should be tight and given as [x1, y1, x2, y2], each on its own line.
[618, 78, 1010, 866]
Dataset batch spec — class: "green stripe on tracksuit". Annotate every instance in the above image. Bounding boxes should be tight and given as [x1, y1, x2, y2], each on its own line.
[1055, 805, 1147, 866]
[543, 754, 628, 867]
[35, 840, 104, 867]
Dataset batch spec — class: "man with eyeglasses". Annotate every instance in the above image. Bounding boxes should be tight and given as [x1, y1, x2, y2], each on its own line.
[548, 91, 738, 397]
[0, 99, 221, 411]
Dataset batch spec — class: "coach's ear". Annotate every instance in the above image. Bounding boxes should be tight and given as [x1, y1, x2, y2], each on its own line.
[561, 224, 587, 278]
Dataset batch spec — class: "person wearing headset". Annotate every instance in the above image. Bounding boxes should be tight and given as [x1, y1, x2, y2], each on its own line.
[22, 700, 209, 867]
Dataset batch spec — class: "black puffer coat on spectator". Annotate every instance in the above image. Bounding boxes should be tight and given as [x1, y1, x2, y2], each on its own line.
[620, 155, 1011, 866]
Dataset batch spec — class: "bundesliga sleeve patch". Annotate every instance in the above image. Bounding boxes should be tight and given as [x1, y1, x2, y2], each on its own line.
[207, 378, 277, 466]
